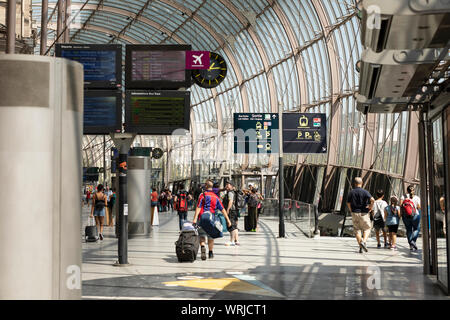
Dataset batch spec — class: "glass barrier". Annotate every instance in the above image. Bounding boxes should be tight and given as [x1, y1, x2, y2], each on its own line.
[260, 198, 318, 238]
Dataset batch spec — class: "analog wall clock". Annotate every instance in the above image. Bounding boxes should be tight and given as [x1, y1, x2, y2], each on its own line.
[152, 148, 164, 159]
[192, 52, 227, 88]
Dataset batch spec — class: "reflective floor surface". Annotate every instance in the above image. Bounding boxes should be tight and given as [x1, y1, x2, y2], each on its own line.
[80, 206, 448, 300]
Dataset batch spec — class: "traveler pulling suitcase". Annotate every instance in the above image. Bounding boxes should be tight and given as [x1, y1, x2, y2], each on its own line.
[85, 217, 98, 242]
[175, 223, 200, 262]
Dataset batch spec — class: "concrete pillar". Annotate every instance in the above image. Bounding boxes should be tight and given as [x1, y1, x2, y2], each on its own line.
[0, 54, 84, 299]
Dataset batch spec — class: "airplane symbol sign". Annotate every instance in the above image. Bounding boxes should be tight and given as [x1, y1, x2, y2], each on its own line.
[186, 51, 210, 69]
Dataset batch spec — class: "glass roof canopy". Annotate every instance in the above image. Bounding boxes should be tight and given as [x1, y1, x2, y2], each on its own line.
[31, 0, 405, 187]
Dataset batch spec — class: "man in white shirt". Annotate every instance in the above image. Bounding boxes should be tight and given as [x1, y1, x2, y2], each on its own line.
[400, 185, 421, 251]
[373, 189, 389, 248]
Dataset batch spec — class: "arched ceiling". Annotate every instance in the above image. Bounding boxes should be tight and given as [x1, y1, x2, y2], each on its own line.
[31, 0, 361, 172]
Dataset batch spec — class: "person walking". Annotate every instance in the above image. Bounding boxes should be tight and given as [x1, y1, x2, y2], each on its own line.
[107, 189, 116, 227]
[173, 184, 192, 230]
[167, 190, 174, 213]
[150, 188, 158, 225]
[86, 189, 91, 206]
[346, 177, 375, 253]
[372, 189, 388, 248]
[400, 185, 421, 251]
[192, 180, 231, 260]
[90, 184, 108, 241]
[223, 181, 240, 246]
[384, 196, 401, 250]
[247, 188, 259, 232]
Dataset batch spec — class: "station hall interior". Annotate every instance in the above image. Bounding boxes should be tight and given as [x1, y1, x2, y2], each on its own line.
[0, 0, 449, 301]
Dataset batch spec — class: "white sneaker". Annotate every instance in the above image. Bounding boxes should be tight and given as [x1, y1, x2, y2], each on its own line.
[225, 241, 235, 246]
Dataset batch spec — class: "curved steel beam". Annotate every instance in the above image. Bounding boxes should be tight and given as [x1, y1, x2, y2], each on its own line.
[218, 0, 277, 114]
[67, 3, 184, 44]
[48, 23, 138, 43]
[311, 0, 342, 167]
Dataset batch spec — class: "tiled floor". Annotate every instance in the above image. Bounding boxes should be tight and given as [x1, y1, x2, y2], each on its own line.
[81, 206, 449, 300]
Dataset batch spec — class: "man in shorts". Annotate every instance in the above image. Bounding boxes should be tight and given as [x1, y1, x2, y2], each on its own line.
[346, 177, 374, 253]
[193, 180, 231, 260]
[223, 181, 240, 246]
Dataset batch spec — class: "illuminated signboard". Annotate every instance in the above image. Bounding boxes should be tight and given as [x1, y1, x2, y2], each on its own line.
[125, 90, 190, 135]
[282, 113, 327, 153]
[83, 90, 122, 135]
[125, 44, 192, 89]
[55, 44, 122, 89]
[233, 113, 279, 154]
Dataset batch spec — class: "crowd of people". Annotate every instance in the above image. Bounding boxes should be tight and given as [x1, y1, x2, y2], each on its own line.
[84, 177, 427, 258]
[347, 177, 421, 253]
[148, 180, 265, 260]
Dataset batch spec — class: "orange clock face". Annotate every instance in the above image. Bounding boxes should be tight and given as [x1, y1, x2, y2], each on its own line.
[192, 52, 227, 88]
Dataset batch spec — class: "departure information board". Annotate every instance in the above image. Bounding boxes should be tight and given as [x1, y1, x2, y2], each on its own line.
[55, 44, 122, 89]
[234, 113, 279, 154]
[131, 51, 185, 82]
[83, 91, 122, 134]
[125, 90, 190, 135]
[125, 44, 192, 89]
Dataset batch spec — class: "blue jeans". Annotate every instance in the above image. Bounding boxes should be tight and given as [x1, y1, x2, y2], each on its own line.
[403, 214, 420, 245]
[178, 211, 187, 230]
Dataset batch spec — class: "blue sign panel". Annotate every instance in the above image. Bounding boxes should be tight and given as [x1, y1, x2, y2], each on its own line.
[234, 113, 279, 154]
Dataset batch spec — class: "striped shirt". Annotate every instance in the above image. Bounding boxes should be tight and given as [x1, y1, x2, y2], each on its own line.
[197, 191, 224, 217]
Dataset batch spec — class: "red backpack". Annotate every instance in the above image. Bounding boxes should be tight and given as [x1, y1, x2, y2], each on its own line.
[177, 192, 188, 212]
[401, 198, 417, 217]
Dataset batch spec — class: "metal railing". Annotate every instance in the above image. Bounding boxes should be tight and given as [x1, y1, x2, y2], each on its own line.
[260, 198, 318, 238]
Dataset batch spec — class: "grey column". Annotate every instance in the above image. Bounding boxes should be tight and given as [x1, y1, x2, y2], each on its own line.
[56, 0, 64, 43]
[6, 0, 16, 54]
[418, 111, 431, 274]
[0, 55, 83, 299]
[40, 0, 48, 55]
[64, 0, 71, 42]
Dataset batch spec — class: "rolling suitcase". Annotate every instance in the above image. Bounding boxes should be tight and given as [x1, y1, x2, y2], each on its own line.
[175, 226, 199, 262]
[85, 217, 98, 242]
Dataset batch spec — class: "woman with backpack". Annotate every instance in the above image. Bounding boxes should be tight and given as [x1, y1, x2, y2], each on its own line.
[384, 196, 401, 250]
[90, 184, 108, 241]
[400, 185, 421, 251]
[247, 188, 259, 232]
[173, 184, 192, 230]
[372, 190, 389, 248]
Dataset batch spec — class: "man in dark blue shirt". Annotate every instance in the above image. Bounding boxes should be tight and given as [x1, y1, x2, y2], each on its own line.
[346, 177, 374, 253]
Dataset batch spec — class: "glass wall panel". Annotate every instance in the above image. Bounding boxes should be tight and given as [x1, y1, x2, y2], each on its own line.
[431, 115, 447, 289]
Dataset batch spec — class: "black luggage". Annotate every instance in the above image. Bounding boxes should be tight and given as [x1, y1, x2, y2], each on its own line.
[85, 217, 98, 242]
[244, 215, 252, 231]
[175, 230, 199, 262]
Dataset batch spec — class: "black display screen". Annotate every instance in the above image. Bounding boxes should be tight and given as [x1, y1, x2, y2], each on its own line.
[125, 44, 191, 89]
[55, 44, 122, 89]
[83, 90, 122, 134]
[125, 90, 190, 135]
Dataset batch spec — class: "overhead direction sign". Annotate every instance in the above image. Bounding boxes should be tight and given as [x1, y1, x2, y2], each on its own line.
[234, 113, 279, 154]
[283, 113, 327, 154]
